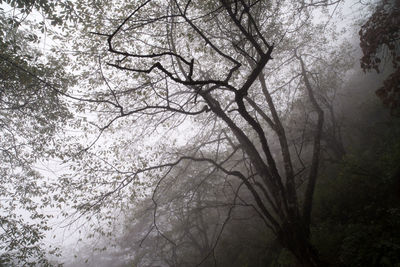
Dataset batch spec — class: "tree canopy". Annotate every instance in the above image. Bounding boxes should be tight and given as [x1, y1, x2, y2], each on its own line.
[0, 1, 73, 265]
[55, 0, 351, 265]
[1, 0, 400, 266]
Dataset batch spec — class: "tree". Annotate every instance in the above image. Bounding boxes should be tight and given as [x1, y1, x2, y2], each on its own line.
[66, 156, 276, 267]
[359, 0, 400, 115]
[59, 0, 348, 266]
[0, 1, 74, 265]
[120, 161, 272, 267]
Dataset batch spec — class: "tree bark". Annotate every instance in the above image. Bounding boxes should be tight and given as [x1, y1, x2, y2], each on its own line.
[278, 222, 325, 267]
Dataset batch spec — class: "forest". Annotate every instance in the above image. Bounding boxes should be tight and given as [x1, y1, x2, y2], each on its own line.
[0, 0, 399, 266]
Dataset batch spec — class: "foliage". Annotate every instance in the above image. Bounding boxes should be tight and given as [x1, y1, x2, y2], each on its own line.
[0, 0, 75, 27]
[312, 104, 400, 266]
[2, 0, 400, 266]
[359, 0, 400, 115]
[0, 1, 74, 265]
[54, 0, 352, 266]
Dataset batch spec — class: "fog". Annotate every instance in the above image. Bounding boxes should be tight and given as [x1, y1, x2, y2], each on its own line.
[1, 0, 399, 266]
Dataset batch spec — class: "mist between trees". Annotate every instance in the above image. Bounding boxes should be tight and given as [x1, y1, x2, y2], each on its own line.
[1, 0, 399, 266]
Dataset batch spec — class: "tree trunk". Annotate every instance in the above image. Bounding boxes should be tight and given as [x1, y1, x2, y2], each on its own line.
[278, 222, 325, 267]
[291, 243, 324, 267]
